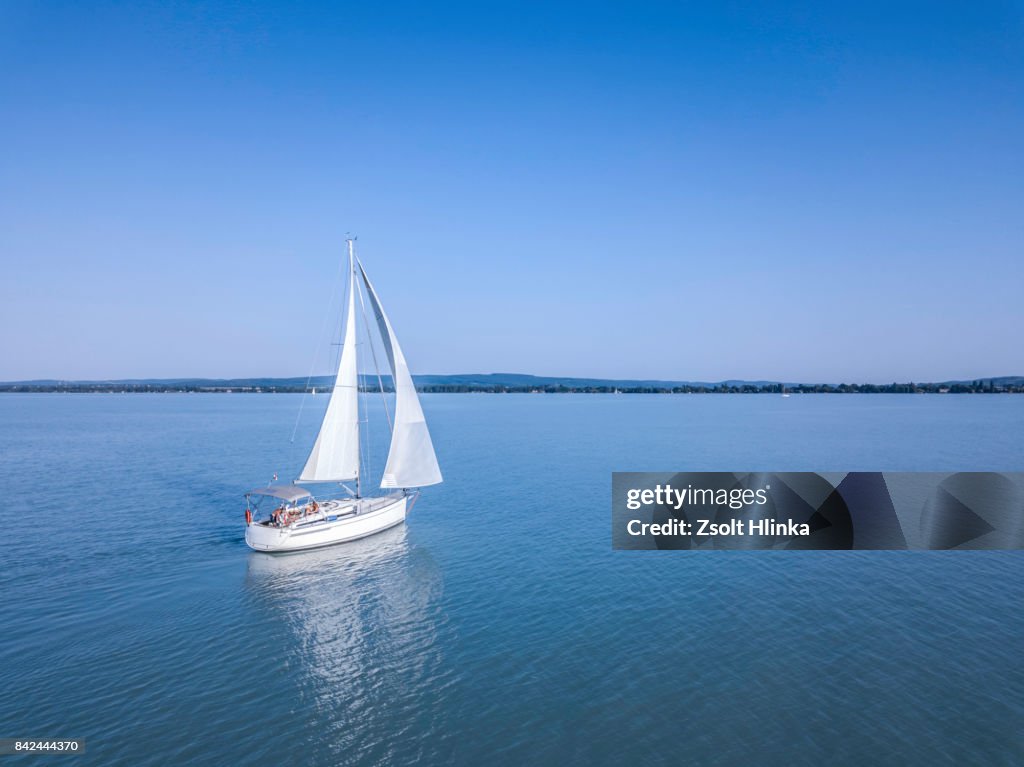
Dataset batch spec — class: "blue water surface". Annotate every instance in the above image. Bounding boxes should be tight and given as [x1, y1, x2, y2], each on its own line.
[0, 393, 1021, 766]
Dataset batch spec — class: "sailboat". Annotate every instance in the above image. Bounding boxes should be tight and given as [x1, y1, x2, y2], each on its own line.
[781, 383, 790, 398]
[244, 238, 442, 553]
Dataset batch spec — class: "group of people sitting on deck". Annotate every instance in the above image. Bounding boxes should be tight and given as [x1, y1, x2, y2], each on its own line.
[271, 500, 319, 527]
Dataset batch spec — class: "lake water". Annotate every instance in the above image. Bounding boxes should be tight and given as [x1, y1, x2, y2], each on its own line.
[1, 393, 1022, 766]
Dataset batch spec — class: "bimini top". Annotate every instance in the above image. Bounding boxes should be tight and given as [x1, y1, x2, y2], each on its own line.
[245, 485, 313, 503]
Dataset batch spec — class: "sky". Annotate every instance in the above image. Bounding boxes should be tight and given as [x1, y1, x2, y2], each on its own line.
[1, 1, 1022, 383]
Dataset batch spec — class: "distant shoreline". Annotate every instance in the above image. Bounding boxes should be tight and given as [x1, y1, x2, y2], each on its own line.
[2, 380, 1021, 395]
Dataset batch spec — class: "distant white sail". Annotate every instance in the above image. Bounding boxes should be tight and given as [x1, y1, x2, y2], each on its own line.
[298, 255, 360, 482]
[358, 261, 443, 488]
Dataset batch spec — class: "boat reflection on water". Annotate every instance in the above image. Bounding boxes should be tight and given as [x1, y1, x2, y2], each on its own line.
[245, 526, 451, 762]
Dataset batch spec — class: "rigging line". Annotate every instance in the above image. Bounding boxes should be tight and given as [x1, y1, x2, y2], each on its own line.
[360, 366, 372, 490]
[290, 247, 348, 447]
[356, 273, 394, 433]
[355, 316, 368, 490]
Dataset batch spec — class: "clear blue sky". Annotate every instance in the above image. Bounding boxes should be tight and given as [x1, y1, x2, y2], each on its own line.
[1, 1, 1021, 382]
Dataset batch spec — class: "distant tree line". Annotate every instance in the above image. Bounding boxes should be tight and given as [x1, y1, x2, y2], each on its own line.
[3, 380, 1021, 394]
[415, 381, 1022, 394]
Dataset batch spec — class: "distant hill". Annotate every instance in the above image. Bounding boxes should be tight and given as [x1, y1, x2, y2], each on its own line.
[2, 374, 1022, 393]
[944, 376, 1024, 387]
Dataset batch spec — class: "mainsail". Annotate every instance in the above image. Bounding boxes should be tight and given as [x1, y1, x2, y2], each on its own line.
[298, 246, 361, 482]
[358, 260, 443, 488]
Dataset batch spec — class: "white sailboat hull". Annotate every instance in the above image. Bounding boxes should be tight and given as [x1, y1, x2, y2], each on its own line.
[245, 494, 410, 553]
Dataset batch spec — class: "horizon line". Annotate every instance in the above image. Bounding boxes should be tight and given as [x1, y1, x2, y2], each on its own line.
[2, 372, 1022, 387]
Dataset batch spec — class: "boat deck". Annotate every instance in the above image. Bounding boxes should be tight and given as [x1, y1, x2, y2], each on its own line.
[257, 494, 403, 529]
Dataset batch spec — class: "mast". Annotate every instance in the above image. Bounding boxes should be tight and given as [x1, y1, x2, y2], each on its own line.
[349, 237, 361, 500]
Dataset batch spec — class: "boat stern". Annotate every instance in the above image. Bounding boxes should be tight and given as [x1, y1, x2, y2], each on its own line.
[245, 521, 289, 552]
